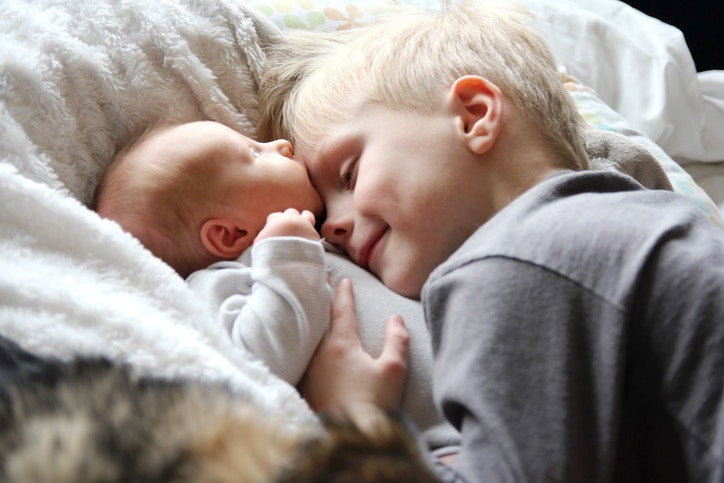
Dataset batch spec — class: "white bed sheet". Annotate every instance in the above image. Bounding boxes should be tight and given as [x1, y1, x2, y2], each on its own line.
[689, 70, 724, 212]
[521, 0, 723, 162]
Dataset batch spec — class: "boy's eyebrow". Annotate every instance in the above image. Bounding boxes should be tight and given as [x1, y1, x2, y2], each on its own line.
[300, 139, 337, 189]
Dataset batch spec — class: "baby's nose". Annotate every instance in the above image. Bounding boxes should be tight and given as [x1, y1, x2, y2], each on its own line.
[265, 139, 293, 158]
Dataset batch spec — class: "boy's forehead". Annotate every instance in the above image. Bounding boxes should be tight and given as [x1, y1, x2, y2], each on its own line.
[293, 126, 339, 165]
[296, 113, 360, 162]
[292, 86, 366, 146]
[295, 133, 335, 166]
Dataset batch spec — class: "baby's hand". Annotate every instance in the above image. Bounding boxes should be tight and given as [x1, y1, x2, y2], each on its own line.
[255, 208, 320, 243]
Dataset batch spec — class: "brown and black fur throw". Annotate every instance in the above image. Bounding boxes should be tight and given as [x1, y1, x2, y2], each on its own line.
[0, 337, 439, 482]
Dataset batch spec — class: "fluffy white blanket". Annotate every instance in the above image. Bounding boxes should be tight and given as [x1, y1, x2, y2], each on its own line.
[0, 0, 316, 426]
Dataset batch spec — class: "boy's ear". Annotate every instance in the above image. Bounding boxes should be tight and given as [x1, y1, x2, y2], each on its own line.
[200, 218, 252, 259]
[448, 75, 503, 155]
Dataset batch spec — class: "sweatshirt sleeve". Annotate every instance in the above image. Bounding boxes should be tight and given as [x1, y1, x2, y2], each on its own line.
[423, 256, 627, 481]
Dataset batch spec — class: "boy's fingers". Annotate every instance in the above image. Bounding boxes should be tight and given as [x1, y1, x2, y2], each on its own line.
[379, 314, 409, 370]
[329, 278, 360, 340]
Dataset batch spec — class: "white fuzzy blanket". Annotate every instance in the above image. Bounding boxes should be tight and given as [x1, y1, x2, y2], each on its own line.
[0, 0, 316, 426]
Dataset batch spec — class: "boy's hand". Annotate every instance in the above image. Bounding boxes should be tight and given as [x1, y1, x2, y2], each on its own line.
[255, 208, 320, 243]
[300, 278, 409, 434]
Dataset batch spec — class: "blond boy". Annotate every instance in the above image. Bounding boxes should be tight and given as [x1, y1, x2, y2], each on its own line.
[261, 1, 724, 480]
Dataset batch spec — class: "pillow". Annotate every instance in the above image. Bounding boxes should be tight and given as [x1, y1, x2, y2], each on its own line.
[245, 0, 395, 31]
[567, 79, 723, 227]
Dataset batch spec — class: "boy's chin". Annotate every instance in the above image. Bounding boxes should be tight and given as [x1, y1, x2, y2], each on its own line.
[380, 271, 425, 300]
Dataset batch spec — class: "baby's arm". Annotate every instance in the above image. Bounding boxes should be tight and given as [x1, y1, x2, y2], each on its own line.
[300, 278, 409, 435]
[187, 208, 330, 385]
[255, 208, 319, 242]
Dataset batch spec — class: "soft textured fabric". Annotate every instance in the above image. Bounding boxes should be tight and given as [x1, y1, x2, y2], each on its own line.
[423, 170, 724, 482]
[187, 237, 331, 386]
[0, 0, 280, 205]
[585, 129, 672, 191]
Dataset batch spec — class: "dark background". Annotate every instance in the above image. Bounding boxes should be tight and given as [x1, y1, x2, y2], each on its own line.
[622, 1, 722, 72]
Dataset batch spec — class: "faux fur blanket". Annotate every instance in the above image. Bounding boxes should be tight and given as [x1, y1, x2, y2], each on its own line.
[0, 0, 316, 426]
[0, 0, 279, 205]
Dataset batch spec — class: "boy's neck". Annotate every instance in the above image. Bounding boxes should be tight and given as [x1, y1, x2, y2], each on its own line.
[483, 119, 566, 216]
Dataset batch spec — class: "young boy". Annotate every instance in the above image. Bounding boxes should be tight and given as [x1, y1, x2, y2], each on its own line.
[260, 0, 724, 481]
[94, 120, 461, 452]
[94, 120, 331, 385]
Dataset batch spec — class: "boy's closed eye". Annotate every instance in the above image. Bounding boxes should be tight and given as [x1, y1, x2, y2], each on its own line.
[340, 157, 359, 190]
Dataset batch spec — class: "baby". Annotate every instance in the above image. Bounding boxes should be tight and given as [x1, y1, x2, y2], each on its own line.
[94, 120, 330, 385]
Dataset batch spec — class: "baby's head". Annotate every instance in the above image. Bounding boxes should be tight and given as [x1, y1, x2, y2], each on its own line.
[94, 121, 322, 277]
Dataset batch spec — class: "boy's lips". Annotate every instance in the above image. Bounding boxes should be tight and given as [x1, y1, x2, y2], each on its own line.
[356, 227, 388, 271]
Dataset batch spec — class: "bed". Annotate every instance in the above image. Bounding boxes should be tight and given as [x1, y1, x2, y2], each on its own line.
[1, 0, 722, 457]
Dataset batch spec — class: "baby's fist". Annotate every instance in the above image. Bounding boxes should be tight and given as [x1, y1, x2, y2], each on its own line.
[255, 208, 320, 242]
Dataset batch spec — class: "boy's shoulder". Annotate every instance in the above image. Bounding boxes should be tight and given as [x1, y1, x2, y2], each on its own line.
[433, 169, 722, 293]
[464, 170, 655, 246]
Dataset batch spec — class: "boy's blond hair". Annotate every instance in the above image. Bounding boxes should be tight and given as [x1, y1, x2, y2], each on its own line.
[260, 0, 588, 170]
[94, 125, 225, 277]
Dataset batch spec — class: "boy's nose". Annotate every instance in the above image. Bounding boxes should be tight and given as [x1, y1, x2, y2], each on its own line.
[321, 211, 352, 251]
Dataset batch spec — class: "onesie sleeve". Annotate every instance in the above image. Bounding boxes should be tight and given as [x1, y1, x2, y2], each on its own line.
[423, 256, 627, 481]
[188, 237, 331, 385]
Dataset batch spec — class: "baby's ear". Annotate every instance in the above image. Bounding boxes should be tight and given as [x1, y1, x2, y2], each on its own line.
[448, 75, 502, 155]
[200, 218, 251, 259]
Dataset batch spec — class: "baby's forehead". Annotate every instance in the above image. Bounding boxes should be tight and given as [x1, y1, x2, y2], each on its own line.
[163, 120, 243, 140]
[158, 121, 248, 149]
[134, 122, 241, 170]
